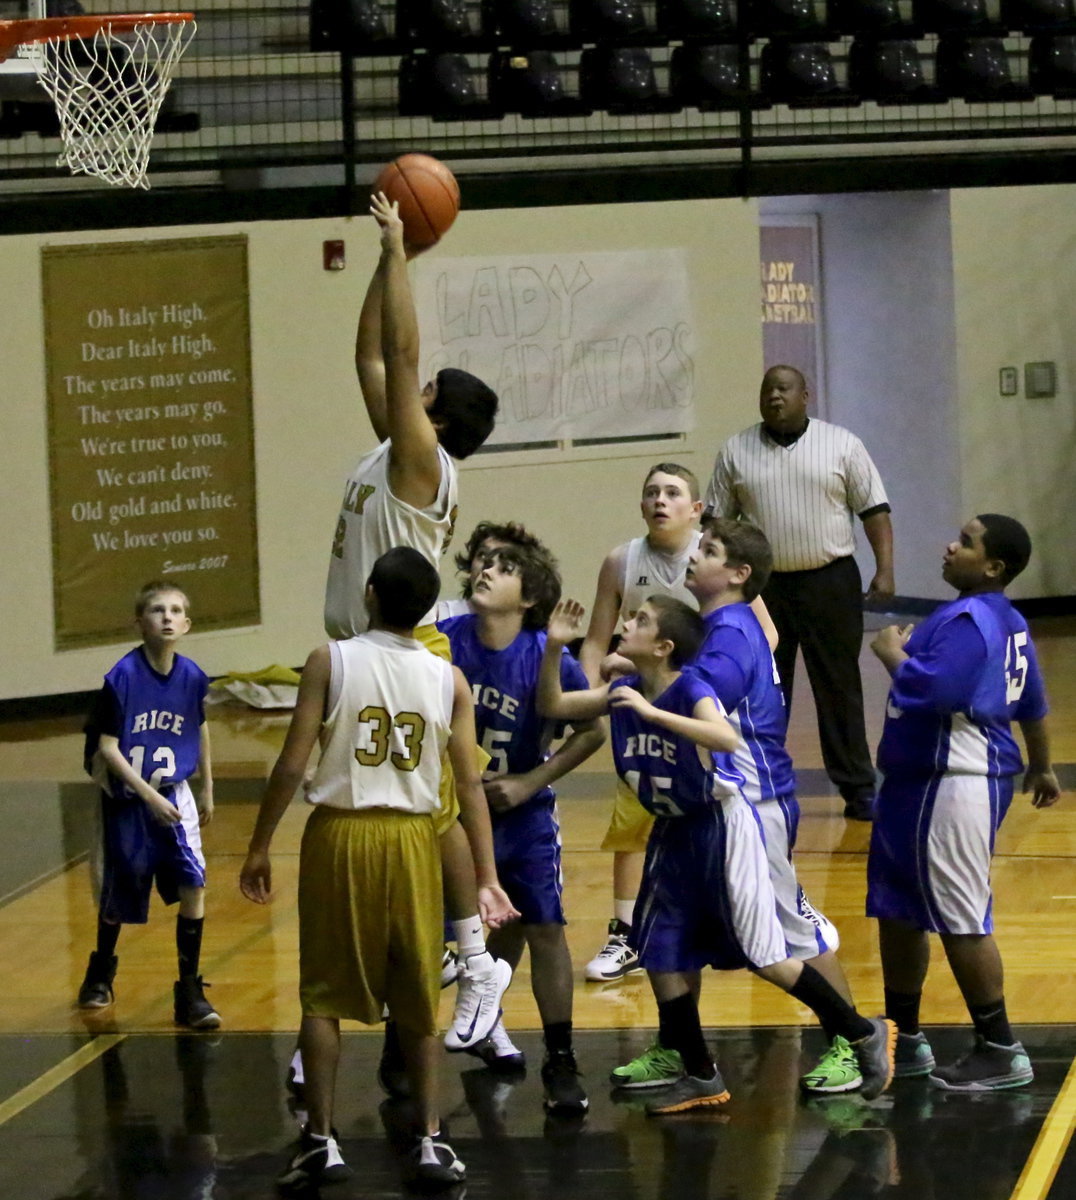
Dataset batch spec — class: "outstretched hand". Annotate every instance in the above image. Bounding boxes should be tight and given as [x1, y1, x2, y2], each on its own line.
[370, 191, 406, 254]
[547, 599, 585, 647]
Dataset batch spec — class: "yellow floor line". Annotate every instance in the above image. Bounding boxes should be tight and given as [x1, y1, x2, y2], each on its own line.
[1009, 1052, 1076, 1200]
[0, 1033, 126, 1127]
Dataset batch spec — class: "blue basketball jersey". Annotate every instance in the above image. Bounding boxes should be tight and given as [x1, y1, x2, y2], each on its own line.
[439, 615, 588, 804]
[609, 672, 744, 817]
[94, 647, 209, 800]
[690, 603, 796, 804]
[877, 592, 1048, 779]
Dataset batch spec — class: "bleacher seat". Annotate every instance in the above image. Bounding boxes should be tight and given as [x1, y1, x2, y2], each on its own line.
[849, 37, 945, 101]
[936, 35, 1033, 98]
[580, 46, 682, 111]
[489, 50, 593, 113]
[760, 40, 860, 102]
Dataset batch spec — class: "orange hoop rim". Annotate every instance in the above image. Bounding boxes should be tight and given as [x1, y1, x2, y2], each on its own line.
[0, 13, 194, 57]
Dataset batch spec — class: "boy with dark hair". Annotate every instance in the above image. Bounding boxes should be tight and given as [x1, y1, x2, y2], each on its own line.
[577, 463, 703, 982]
[79, 581, 218, 1029]
[869, 514, 1061, 1090]
[648, 517, 863, 1097]
[319, 193, 514, 1070]
[439, 531, 604, 1112]
[241, 547, 496, 1191]
[542, 596, 897, 1114]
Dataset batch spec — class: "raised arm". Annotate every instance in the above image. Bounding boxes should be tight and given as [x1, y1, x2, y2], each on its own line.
[239, 646, 330, 903]
[539, 600, 611, 722]
[369, 193, 443, 508]
[609, 688, 739, 753]
[578, 546, 626, 685]
[355, 262, 388, 441]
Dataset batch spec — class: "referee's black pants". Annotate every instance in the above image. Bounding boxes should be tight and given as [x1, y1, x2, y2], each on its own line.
[762, 555, 876, 803]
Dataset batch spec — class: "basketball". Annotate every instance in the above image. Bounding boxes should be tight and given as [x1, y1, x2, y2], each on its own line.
[373, 153, 460, 248]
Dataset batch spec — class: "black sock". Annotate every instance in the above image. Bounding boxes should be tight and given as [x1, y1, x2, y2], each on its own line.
[969, 999, 1015, 1047]
[884, 988, 923, 1036]
[96, 916, 121, 958]
[656, 993, 715, 1081]
[789, 964, 874, 1043]
[543, 1021, 573, 1056]
[176, 915, 204, 979]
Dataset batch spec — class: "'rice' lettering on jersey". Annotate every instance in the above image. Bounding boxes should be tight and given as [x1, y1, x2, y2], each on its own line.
[610, 672, 744, 817]
[439, 616, 587, 803]
[878, 592, 1048, 779]
[93, 647, 209, 801]
[690, 603, 795, 804]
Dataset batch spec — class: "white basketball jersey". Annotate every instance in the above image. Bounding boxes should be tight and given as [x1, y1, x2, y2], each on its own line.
[305, 631, 454, 814]
[618, 532, 701, 623]
[324, 440, 459, 639]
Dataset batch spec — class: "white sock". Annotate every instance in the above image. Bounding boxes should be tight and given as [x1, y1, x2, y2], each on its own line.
[452, 916, 485, 960]
[614, 899, 635, 928]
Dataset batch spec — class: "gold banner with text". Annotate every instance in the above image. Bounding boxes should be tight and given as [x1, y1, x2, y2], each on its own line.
[43, 236, 259, 649]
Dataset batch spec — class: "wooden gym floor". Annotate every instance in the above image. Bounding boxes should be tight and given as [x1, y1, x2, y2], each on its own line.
[0, 618, 1074, 1199]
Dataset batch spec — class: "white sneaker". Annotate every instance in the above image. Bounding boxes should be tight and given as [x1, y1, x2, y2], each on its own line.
[585, 919, 642, 982]
[445, 953, 512, 1052]
[441, 945, 459, 989]
[466, 1017, 527, 1071]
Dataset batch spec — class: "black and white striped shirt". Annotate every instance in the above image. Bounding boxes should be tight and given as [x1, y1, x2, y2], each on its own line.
[704, 419, 889, 572]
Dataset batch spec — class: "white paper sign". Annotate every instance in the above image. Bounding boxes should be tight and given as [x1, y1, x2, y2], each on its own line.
[415, 248, 696, 445]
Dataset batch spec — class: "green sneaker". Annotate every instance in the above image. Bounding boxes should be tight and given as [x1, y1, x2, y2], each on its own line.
[800, 1036, 863, 1094]
[610, 1042, 685, 1090]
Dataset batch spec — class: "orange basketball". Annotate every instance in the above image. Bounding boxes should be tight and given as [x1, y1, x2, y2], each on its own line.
[373, 153, 460, 248]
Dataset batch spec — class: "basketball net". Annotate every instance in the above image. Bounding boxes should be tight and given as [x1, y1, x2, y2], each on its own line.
[0, 14, 195, 189]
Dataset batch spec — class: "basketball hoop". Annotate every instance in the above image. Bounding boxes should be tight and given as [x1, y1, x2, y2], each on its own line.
[0, 13, 195, 189]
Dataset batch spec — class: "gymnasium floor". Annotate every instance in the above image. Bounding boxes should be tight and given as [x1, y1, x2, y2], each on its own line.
[1, 618, 1074, 1199]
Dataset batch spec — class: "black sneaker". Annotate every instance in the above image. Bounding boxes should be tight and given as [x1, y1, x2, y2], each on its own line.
[77, 951, 117, 1009]
[173, 975, 221, 1029]
[842, 792, 875, 822]
[541, 1050, 589, 1114]
[852, 1017, 897, 1100]
[403, 1133, 465, 1191]
[276, 1126, 352, 1192]
[929, 1037, 1033, 1091]
[465, 1018, 526, 1073]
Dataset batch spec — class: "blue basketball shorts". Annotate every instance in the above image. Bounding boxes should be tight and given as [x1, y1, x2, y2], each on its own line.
[491, 794, 565, 926]
[95, 780, 206, 924]
[631, 794, 787, 973]
[867, 771, 1014, 935]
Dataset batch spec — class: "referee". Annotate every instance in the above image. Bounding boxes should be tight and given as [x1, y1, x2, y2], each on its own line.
[704, 365, 894, 821]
